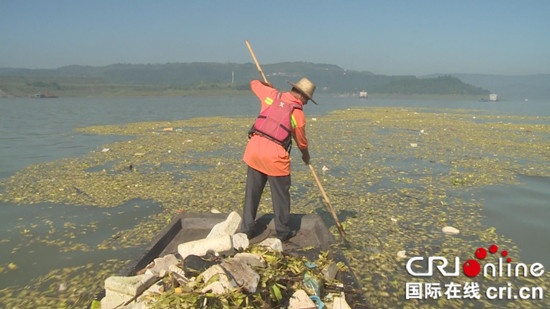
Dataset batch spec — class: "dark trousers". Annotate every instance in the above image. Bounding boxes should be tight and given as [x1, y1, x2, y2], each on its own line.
[241, 166, 291, 238]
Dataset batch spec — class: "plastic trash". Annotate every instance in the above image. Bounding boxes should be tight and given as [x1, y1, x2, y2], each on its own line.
[303, 273, 320, 296]
[309, 295, 325, 309]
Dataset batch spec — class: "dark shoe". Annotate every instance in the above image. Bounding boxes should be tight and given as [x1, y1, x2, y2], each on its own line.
[241, 225, 260, 240]
[248, 228, 271, 244]
[245, 229, 258, 240]
[278, 230, 297, 242]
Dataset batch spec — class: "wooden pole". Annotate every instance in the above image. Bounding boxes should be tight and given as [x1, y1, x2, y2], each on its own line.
[245, 40, 268, 83]
[309, 164, 346, 237]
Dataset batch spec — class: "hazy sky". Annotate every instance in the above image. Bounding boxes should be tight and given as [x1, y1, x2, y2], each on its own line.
[2, 0, 549, 76]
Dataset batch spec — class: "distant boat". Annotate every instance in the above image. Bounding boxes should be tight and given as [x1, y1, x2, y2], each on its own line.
[32, 90, 58, 99]
[359, 91, 368, 99]
[480, 93, 498, 102]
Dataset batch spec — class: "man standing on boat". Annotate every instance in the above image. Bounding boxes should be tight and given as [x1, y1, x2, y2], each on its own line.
[241, 78, 317, 242]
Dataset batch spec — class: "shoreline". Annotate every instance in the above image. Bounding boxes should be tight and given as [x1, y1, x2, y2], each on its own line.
[0, 90, 485, 100]
[1, 76, 490, 100]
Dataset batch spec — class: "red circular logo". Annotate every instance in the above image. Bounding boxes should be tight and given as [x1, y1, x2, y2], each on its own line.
[463, 259, 481, 277]
[475, 248, 487, 259]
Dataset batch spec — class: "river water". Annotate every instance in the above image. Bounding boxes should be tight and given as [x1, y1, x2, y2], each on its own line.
[0, 95, 549, 291]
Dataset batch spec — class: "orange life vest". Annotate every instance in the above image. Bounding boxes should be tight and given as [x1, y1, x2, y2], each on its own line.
[248, 92, 302, 152]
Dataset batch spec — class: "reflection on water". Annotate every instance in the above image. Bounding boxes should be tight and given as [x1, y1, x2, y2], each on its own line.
[480, 174, 550, 267]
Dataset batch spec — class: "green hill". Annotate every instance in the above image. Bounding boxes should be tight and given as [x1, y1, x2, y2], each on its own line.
[0, 62, 489, 97]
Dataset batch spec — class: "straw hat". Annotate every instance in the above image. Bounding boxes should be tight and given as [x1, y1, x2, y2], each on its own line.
[288, 77, 317, 104]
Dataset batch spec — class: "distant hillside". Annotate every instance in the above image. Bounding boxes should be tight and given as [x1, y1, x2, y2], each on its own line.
[369, 75, 488, 95]
[451, 74, 550, 100]
[0, 62, 489, 97]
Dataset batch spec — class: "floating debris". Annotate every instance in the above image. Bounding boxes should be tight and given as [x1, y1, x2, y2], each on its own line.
[396, 250, 407, 259]
[442, 226, 460, 235]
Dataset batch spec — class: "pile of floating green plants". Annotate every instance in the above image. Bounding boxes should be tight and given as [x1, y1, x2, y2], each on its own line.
[0, 259, 127, 308]
[0, 107, 549, 307]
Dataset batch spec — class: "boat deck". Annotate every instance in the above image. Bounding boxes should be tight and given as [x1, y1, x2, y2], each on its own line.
[118, 213, 367, 307]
